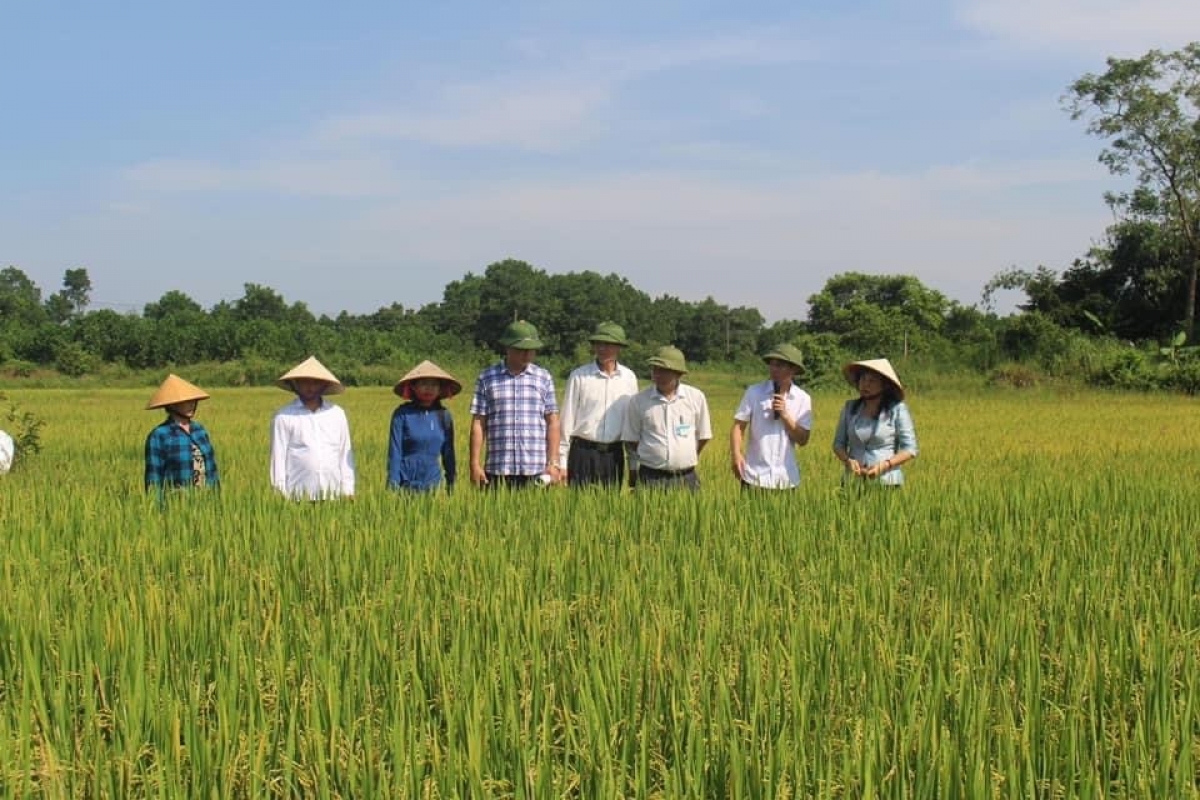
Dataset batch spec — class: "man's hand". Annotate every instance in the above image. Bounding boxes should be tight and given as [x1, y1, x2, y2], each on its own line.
[470, 464, 488, 486]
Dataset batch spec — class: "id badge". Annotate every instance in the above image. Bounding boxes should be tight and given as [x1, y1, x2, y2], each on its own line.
[674, 421, 693, 438]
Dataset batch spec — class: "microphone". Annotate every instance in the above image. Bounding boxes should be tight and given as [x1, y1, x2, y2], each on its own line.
[772, 381, 780, 419]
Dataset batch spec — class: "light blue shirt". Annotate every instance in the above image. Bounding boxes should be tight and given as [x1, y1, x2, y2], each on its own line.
[832, 399, 918, 486]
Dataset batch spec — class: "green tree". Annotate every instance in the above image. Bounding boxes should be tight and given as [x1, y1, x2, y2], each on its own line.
[473, 260, 560, 353]
[547, 271, 652, 355]
[45, 268, 93, 324]
[144, 290, 204, 320]
[1066, 42, 1200, 339]
[71, 310, 145, 363]
[233, 283, 289, 322]
[432, 273, 484, 343]
[808, 273, 950, 336]
[0, 267, 47, 327]
[757, 320, 807, 355]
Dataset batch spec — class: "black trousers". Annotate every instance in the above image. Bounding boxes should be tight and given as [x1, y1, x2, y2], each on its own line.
[638, 465, 700, 492]
[567, 438, 625, 488]
[483, 474, 539, 489]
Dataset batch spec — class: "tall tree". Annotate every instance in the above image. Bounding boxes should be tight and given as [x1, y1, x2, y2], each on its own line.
[0, 267, 47, 326]
[473, 260, 560, 353]
[1066, 42, 1200, 339]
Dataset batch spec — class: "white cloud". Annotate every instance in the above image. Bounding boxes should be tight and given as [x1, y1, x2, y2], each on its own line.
[317, 81, 611, 152]
[595, 31, 820, 80]
[316, 30, 816, 152]
[959, 0, 1200, 56]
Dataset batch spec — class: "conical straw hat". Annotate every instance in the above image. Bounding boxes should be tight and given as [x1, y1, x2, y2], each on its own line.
[393, 360, 462, 399]
[843, 358, 904, 400]
[146, 374, 210, 410]
[276, 356, 345, 395]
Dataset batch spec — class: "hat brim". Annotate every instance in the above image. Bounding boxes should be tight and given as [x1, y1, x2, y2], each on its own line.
[146, 375, 211, 409]
[277, 357, 345, 394]
[395, 379, 463, 400]
[762, 354, 803, 370]
[393, 360, 463, 398]
[843, 361, 904, 400]
[276, 378, 345, 395]
[648, 361, 688, 375]
[504, 338, 544, 350]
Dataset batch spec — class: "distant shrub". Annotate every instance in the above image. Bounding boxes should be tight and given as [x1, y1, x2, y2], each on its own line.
[1, 359, 38, 378]
[1, 391, 45, 470]
[990, 363, 1041, 388]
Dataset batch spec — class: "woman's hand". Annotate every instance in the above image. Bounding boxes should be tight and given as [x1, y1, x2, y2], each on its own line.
[847, 458, 864, 477]
[862, 459, 892, 480]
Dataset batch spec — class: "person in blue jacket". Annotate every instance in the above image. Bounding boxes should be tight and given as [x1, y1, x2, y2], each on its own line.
[388, 360, 460, 492]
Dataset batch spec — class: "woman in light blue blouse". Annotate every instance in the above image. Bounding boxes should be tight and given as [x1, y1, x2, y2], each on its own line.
[832, 358, 918, 487]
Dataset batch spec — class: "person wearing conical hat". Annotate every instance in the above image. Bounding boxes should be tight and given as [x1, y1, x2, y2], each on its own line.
[832, 358, 919, 487]
[468, 320, 561, 488]
[621, 345, 712, 491]
[730, 343, 813, 490]
[388, 360, 460, 492]
[144, 374, 219, 495]
[558, 321, 639, 489]
[270, 356, 356, 500]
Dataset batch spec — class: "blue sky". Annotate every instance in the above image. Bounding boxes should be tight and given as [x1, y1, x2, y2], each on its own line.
[3, 1, 1197, 322]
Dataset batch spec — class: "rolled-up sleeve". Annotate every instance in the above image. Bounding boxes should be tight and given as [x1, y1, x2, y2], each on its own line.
[894, 402, 918, 456]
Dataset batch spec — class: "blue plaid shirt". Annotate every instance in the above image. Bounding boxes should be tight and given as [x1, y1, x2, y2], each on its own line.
[470, 362, 558, 476]
[144, 418, 219, 491]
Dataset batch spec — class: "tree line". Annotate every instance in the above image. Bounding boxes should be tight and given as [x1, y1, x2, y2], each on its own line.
[0, 253, 1195, 393]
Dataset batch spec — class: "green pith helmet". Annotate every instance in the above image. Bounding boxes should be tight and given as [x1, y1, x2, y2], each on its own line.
[762, 343, 804, 371]
[500, 320, 544, 350]
[588, 321, 629, 346]
[647, 345, 688, 375]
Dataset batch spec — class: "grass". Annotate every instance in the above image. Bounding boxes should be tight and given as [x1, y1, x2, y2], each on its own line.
[0, 381, 1197, 797]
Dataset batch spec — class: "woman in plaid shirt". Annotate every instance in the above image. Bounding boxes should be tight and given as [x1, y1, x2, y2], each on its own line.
[144, 374, 220, 495]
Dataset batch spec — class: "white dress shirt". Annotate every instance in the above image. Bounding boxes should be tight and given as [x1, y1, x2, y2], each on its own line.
[0, 429, 13, 474]
[270, 399, 356, 499]
[558, 360, 639, 467]
[734, 380, 813, 488]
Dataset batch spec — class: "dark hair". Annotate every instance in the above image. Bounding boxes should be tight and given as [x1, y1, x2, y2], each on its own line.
[850, 369, 901, 417]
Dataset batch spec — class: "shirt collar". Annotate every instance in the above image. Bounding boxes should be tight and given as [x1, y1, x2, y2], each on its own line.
[652, 383, 687, 401]
[589, 360, 624, 377]
[293, 397, 329, 412]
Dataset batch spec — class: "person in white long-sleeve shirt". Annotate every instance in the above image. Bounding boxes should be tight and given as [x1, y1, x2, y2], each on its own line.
[270, 356, 356, 500]
[0, 429, 14, 475]
[558, 321, 639, 488]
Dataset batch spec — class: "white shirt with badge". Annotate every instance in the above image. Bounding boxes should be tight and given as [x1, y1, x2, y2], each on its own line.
[622, 383, 712, 472]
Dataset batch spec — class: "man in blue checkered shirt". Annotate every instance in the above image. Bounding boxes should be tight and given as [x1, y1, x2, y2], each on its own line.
[469, 320, 561, 488]
[144, 374, 220, 495]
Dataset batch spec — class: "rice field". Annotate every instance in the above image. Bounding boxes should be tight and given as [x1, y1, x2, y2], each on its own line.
[1, 379, 1198, 798]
